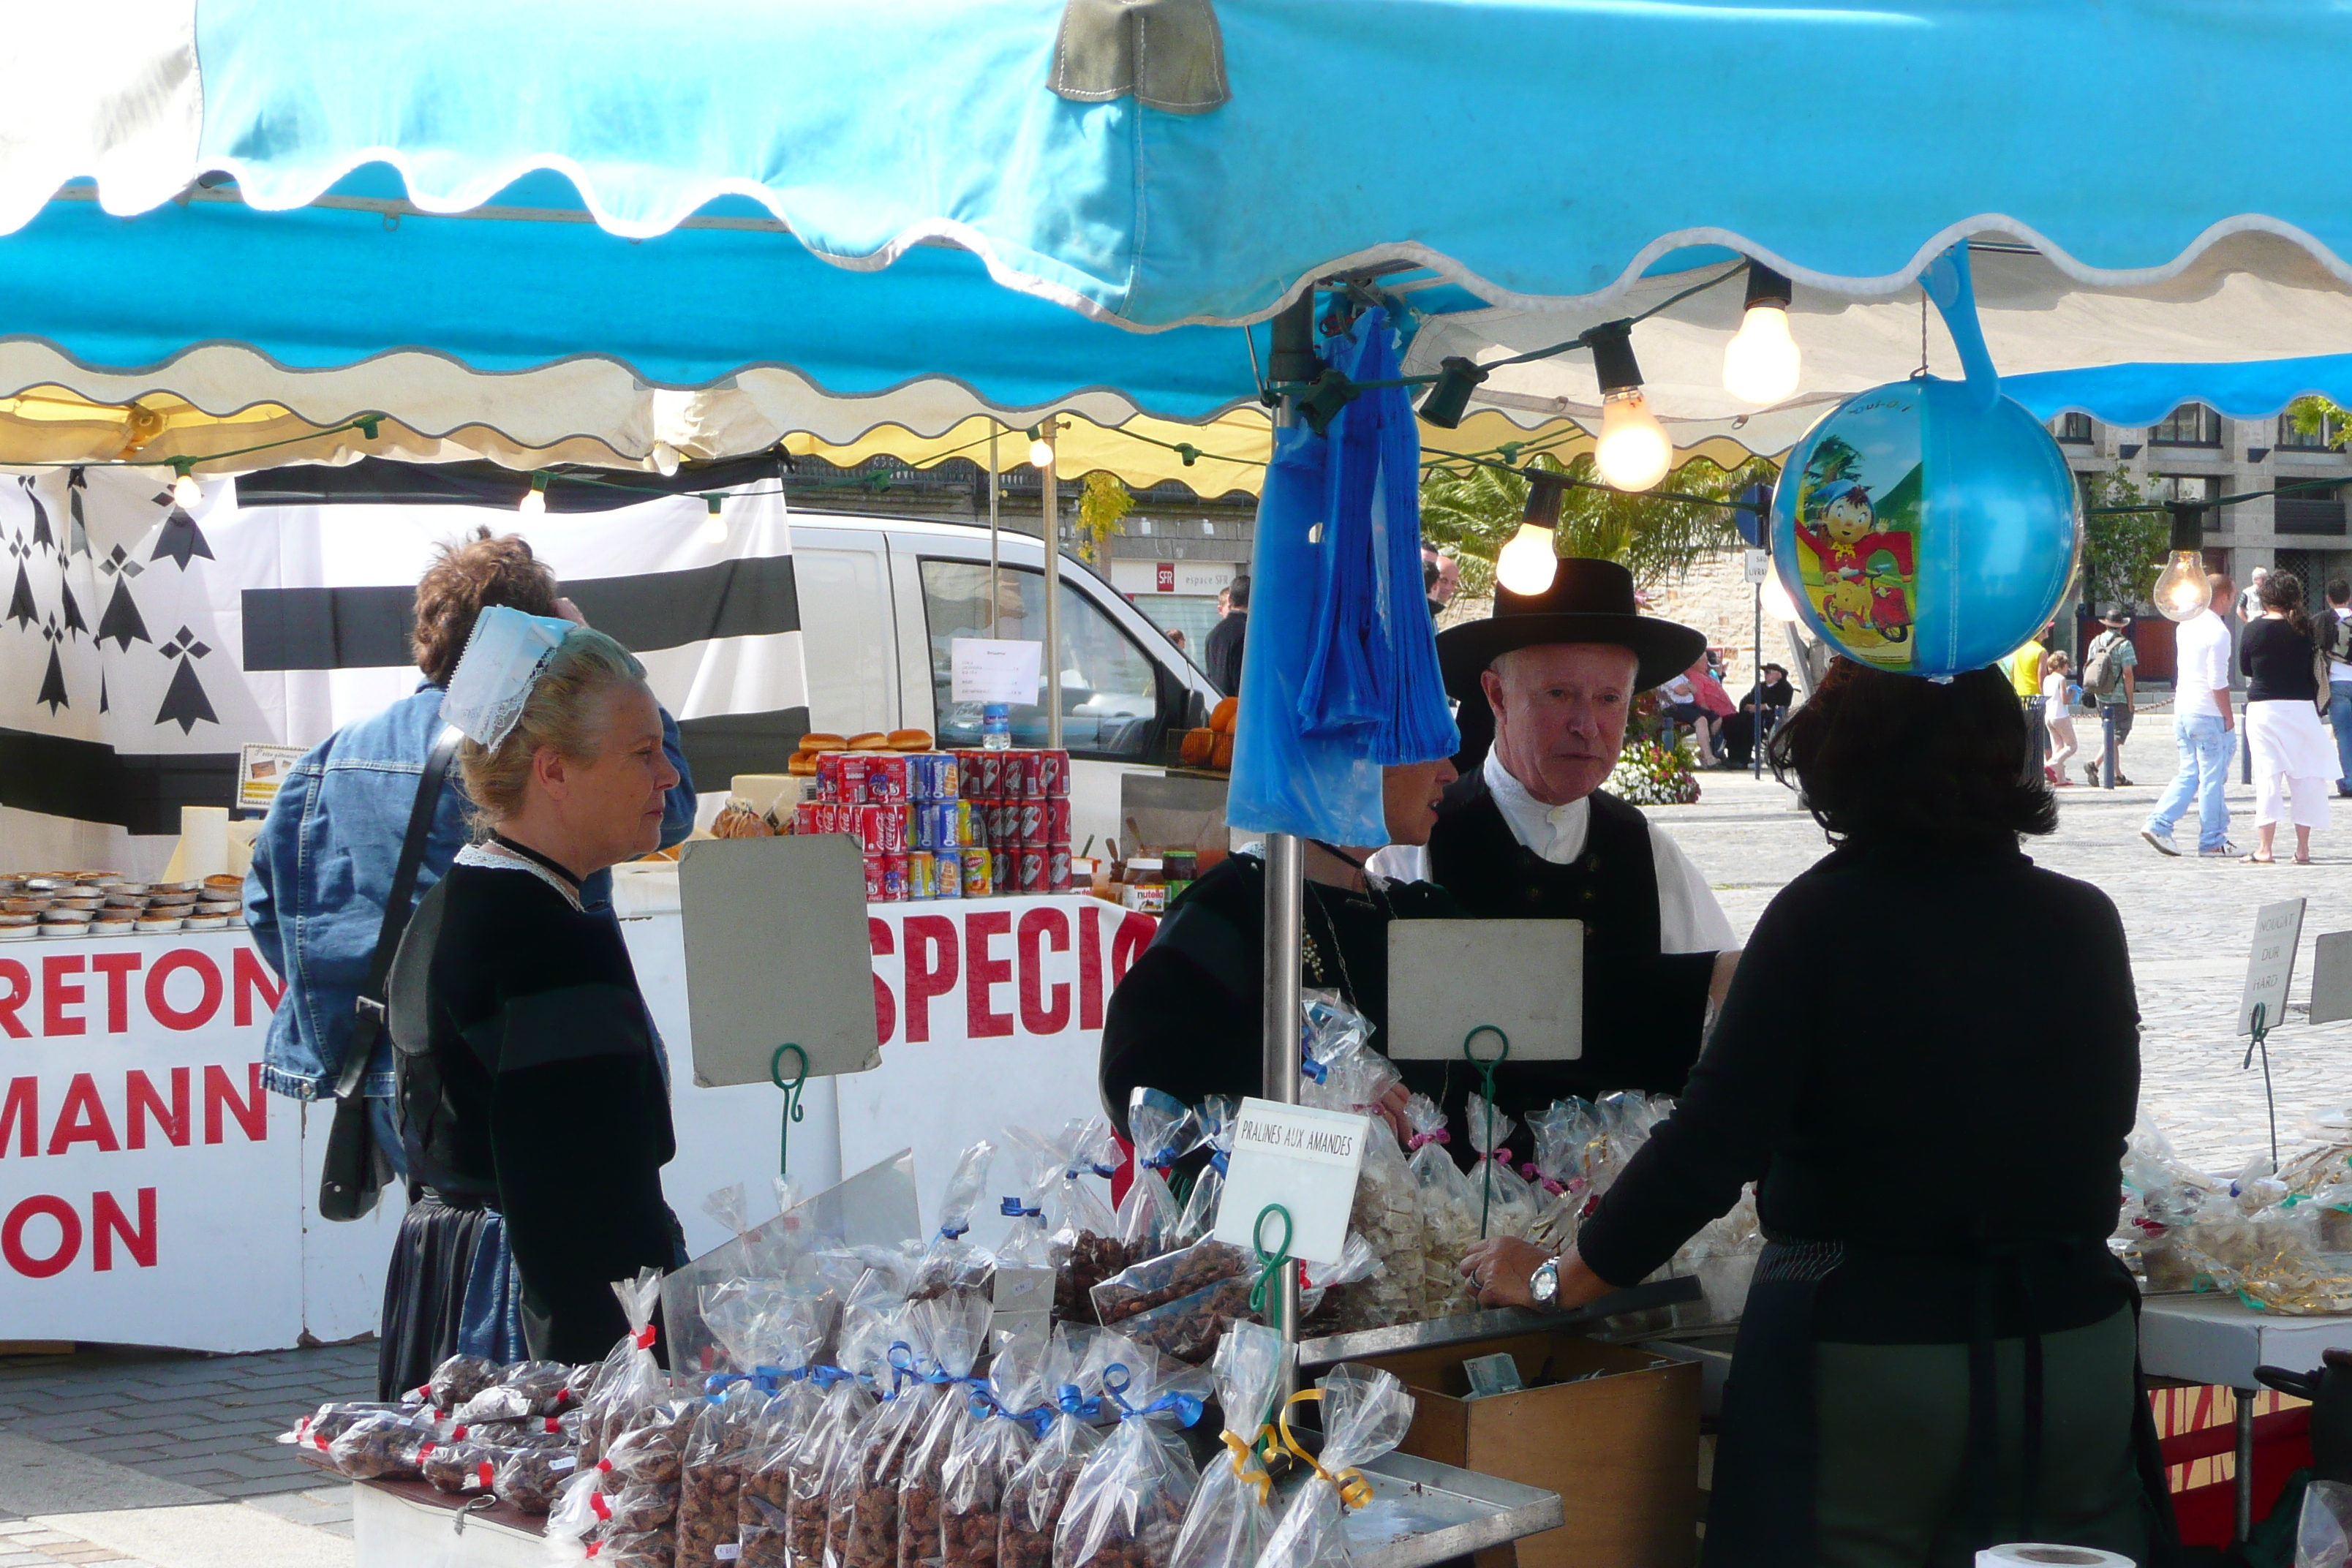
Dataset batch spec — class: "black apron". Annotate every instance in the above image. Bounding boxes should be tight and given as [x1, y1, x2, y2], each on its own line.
[1416, 776, 1716, 1131]
[1705, 1236, 2183, 1567]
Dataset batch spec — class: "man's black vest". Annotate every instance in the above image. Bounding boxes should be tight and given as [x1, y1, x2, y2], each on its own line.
[1414, 769, 1712, 1117]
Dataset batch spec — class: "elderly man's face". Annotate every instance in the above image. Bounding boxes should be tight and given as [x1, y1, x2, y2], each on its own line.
[1434, 556, 1460, 605]
[1482, 644, 1640, 807]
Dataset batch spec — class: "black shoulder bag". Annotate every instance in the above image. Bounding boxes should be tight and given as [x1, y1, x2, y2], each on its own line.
[317, 728, 463, 1221]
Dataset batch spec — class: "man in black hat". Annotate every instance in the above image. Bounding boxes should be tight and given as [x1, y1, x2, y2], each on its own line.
[1722, 661, 1797, 769]
[2081, 605, 2137, 787]
[1371, 558, 1738, 1110]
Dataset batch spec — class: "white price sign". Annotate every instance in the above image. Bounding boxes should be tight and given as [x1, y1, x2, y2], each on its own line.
[951, 638, 1043, 705]
[2239, 897, 2307, 1036]
[1212, 1098, 1370, 1267]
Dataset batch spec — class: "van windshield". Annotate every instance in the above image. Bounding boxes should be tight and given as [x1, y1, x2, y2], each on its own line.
[916, 559, 1161, 758]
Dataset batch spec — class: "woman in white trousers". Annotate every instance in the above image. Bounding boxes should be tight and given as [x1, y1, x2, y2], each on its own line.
[2240, 571, 2334, 864]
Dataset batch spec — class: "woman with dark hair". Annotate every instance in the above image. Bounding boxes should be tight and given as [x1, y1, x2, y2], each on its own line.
[1458, 658, 2162, 1568]
[2240, 569, 2332, 864]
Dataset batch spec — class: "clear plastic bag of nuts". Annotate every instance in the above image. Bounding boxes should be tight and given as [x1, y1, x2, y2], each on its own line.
[830, 1296, 988, 1568]
[937, 1323, 1051, 1568]
[996, 1327, 1120, 1568]
[578, 1269, 669, 1469]
[891, 1293, 995, 1568]
[1167, 1322, 1289, 1568]
[1049, 1340, 1211, 1568]
[675, 1379, 766, 1568]
[908, 1142, 1000, 1305]
[1256, 1365, 1414, 1568]
[785, 1273, 897, 1567]
[1168, 1098, 1237, 1250]
[1117, 1090, 1202, 1264]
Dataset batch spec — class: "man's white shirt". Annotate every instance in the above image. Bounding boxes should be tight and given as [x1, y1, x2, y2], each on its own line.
[1365, 748, 1736, 954]
[2173, 608, 2234, 719]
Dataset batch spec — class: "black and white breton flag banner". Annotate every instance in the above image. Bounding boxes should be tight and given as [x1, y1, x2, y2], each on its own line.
[0, 470, 808, 870]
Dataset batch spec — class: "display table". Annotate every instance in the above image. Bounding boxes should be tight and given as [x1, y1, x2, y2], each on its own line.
[0, 891, 1151, 1352]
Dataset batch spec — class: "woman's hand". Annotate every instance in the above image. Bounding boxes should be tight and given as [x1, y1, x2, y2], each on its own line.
[1458, 1240, 1616, 1312]
[1374, 1082, 1412, 1144]
[554, 596, 589, 629]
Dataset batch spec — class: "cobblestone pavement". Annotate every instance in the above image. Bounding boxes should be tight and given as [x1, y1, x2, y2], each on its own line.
[1658, 712, 2352, 1176]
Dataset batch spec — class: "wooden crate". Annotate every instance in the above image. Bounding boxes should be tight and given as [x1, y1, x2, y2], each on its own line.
[1364, 1333, 1700, 1568]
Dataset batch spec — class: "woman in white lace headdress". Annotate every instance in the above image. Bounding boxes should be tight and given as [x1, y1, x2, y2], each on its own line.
[386, 610, 685, 1363]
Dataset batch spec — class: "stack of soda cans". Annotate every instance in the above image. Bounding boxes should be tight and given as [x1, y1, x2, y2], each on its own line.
[788, 747, 1073, 902]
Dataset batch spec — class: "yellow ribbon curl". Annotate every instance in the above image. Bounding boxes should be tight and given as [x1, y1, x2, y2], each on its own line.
[1218, 1428, 1274, 1506]
[1277, 1390, 1375, 1511]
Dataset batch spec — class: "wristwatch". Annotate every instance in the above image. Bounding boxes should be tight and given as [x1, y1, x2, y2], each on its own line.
[1529, 1256, 1560, 1308]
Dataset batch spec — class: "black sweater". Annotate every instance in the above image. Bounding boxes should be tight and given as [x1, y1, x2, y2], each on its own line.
[2242, 615, 2321, 704]
[424, 854, 678, 1361]
[1576, 843, 2141, 1341]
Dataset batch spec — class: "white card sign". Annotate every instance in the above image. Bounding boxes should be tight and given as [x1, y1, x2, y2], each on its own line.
[951, 638, 1043, 704]
[2310, 932, 2352, 1027]
[1387, 919, 1582, 1061]
[2239, 897, 2307, 1036]
[1212, 1098, 1370, 1267]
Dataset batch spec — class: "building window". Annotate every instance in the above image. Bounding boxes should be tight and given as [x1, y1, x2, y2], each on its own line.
[2277, 483, 2348, 538]
[2277, 410, 2343, 451]
[2050, 412, 2093, 444]
[2156, 474, 2228, 532]
[2149, 404, 2223, 447]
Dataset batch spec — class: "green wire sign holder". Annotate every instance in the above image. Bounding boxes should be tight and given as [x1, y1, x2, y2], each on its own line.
[1462, 1025, 1510, 1239]
[1249, 1202, 1294, 1337]
[770, 1043, 808, 1181]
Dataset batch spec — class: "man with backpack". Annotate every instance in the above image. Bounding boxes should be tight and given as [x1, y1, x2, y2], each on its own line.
[2081, 606, 2138, 787]
[2326, 578, 2352, 796]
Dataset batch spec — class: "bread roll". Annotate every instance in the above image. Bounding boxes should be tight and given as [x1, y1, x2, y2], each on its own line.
[796, 732, 845, 755]
[846, 732, 890, 751]
[788, 754, 818, 776]
[887, 728, 934, 752]
[1209, 696, 1239, 735]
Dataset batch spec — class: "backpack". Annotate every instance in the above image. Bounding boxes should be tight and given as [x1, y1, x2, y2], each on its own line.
[2081, 633, 2123, 701]
[2322, 608, 2352, 668]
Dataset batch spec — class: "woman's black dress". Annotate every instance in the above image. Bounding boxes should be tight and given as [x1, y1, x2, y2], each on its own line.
[1575, 843, 2167, 1565]
[1098, 852, 1466, 1143]
[398, 838, 680, 1362]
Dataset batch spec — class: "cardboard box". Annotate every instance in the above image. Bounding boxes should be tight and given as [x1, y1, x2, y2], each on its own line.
[1365, 1333, 1700, 1568]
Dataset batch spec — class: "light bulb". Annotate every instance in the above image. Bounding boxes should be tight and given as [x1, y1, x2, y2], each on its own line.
[2153, 551, 2212, 622]
[519, 475, 548, 516]
[1722, 305, 1802, 404]
[649, 442, 682, 478]
[1495, 522, 1559, 595]
[170, 472, 203, 510]
[1760, 568, 1802, 624]
[1594, 391, 1672, 492]
[1028, 437, 1055, 470]
[701, 496, 727, 546]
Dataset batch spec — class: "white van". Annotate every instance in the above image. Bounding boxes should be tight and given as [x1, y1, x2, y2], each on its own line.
[788, 510, 1224, 856]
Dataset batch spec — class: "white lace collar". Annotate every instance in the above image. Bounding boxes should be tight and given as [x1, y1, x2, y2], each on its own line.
[456, 840, 584, 912]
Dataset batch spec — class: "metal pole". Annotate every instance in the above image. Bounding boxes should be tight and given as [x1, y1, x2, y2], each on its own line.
[1751, 582, 1763, 780]
[1041, 430, 1062, 751]
[988, 425, 1001, 641]
[2102, 702, 2118, 791]
[2234, 1388, 2255, 1545]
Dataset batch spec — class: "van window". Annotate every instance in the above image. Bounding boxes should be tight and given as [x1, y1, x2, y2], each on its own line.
[794, 546, 897, 734]
[916, 559, 1161, 758]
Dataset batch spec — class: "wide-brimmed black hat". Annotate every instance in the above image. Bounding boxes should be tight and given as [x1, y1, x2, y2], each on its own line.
[1437, 557, 1707, 698]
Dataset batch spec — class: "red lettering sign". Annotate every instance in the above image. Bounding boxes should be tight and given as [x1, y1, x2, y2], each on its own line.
[965, 911, 1013, 1040]
[3, 1194, 80, 1279]
[203, 1064, 267, 1145]
[91, 952, 140, 1033]
[0, 1078, 32, 1158]
[42, 955, 86, 1037]
[867, 918, 897, 1047]
[1112, 912, 1156, 984]
[92, 1188, 157, 1271]
[232, 949, 284, 1028]
[901, 916, 960, 1045]
[1079, 902, 1105, 1030]
[1017, 908, 1071, 1036]
[0, 960, 29, 1039]
[127, 1069, 190, 1150]
[1155, 562, 1175, 592]
[146, 950, 224, 1032]
[47, 1074, 120, 1155]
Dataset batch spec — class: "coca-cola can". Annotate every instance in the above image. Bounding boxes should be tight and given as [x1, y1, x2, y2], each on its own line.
[815, 751, 845, 801]
[935, 850, 962, 899]
[1014, 848, 1046, 893]
[866, 754, 910, 804]
[1016, 799, 1047, 847]
[1010, 749, 1041, 799]
[1047, 845, 1072, 892]
[972, 748, 1005, 799]
[794, 803, 823, 837]
[960, 848, 992, 898]
[881, 853, 910, 902]
[1043, 797, 1072, 844]
[821, 801, 849, 836]
[1039, 749, 1071, 797]
[852, 804, 883, 854]
[862, 853, 884, 900]
[838, 753, 870, 804]
[883, 803, 910, 854]
[907, 851, 936, 900]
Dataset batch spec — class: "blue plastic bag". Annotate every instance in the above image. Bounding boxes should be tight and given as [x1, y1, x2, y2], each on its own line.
[1226, 309, 1457, 845]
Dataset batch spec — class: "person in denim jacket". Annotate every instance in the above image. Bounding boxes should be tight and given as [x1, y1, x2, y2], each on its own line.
[245, 529, 696, 1170]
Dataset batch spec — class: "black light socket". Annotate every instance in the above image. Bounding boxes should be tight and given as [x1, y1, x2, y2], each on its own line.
[1296, 368, 1362, 437]
[1418, 356, 1490, 429]
[1742, 260, 1794, 312]
[1583, 320, 1646, 397]
[1521, 469, 1569, 527]
[2167, 502, 2205, 552]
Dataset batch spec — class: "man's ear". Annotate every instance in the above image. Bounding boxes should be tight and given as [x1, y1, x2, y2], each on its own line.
[1481, 667, 1507, 723]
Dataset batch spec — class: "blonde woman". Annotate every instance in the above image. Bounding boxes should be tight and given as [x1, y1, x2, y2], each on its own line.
[388, 611, 684, 1362]
[2042, 651, 2078, 785]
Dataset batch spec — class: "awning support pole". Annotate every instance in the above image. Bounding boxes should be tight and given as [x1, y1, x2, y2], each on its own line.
[989, 425, 1001, 641]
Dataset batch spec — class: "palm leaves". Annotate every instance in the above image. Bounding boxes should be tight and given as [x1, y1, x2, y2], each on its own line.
[1420, 451, 1775, 593]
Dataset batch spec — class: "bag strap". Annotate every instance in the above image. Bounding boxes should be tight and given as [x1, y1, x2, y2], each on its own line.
[335, 725, 462, 1100]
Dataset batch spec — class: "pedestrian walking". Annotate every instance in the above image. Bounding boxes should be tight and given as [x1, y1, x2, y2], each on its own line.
[2081, 606, 2138, 786]
[2239, 570, 2333, 864]
[2323, 578, 2352, 798]
[2006, 625, 2050, 783]
[1204, 573, 1249, 696]
[2142, 575, 2237, 857]
[2043, 650, 2078, 785]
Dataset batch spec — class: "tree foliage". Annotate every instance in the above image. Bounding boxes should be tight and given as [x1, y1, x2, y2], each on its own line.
[1074, 470, 1134, 565]
[2078, 464, 2172, 611]
[1420, 451, 1776, 595]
